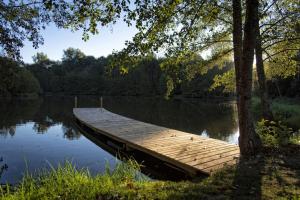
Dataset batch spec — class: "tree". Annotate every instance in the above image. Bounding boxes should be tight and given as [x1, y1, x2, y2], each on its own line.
[62, 48, 85, 62]
[12, 68, 41, 95]
[0, 57, 40, 96]
[233, 0, 262, 155]
[253, 0, 299, 120]
[32, 52, 50, 64]
[0, 57, 18, 96]
[254, 14, 273, 120]
[0, 0, 70, 60]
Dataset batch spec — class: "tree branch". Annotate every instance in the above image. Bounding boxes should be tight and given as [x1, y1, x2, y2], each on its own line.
[263, 48, 299, 61]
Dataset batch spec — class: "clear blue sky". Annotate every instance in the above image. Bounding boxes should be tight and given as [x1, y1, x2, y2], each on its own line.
[21, 20, 137, 63]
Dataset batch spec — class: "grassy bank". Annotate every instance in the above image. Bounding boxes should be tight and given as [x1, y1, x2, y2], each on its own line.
[1, 145, 300, 200]
[252, 97, 300, 129]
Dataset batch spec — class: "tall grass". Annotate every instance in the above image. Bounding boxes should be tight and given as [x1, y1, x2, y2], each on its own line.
[1, 154, 299, 199]
[0, 160, 149, 200]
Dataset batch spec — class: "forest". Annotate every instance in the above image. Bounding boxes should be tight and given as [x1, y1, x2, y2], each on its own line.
[1, 49, 299, 99]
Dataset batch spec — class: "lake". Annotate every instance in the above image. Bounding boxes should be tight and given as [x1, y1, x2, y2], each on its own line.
[0, 96, 239, 184]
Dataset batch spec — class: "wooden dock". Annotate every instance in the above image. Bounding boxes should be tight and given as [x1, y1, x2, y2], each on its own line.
[73, 108, 240, 175]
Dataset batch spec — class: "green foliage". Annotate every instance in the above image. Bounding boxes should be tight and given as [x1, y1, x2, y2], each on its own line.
[0, 57, 18, 96]
[0, 57, 41, 97]
[0, 0, 70, 59]
[256, 119, 300, 147]
[271, 99, 300, 129]
[24, 50, 233, 98]
[210, 68, 235, 93]
[12, 68, 41, 95]
[62, 0, 299, 81]
[32, 53, 50, 64]
[252, 97, 300, 147]
[62, 48, 85, 62]
[252, 97, 300, 129]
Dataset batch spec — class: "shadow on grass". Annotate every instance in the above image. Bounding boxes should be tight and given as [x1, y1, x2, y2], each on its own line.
[162, 156, 266, 200]
[230, 156, 265, 199]
[171, 145, 300, 199]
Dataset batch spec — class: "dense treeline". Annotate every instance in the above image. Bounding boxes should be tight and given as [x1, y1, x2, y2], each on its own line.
[0, 48, 234, 98]
[0, 48, 299, 99]
[0, 57, 40, 97]
[265, 76, 300, 98]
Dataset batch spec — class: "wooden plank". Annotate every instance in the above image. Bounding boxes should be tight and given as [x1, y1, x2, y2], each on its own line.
[163, 144, 237, 159]
[195, 154, 239, 171]
[73, 108, 240, 175]
[142, 136, 227, 150]
[165, 144, 238, 159]
[172, 146, 239, 161]
[183, 149, 240, 166]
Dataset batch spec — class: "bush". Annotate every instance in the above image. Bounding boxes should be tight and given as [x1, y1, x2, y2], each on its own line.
[256, 119, 300, 147]
[251, 97, 300, 129]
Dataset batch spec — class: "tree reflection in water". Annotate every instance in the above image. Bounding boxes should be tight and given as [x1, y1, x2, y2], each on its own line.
[0, 97, 81, 139]
[0, 96, 238, 142]
[0, 157, 8, 181]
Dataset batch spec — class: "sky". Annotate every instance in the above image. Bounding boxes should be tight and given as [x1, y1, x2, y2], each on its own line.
[20, 21, 138, 63]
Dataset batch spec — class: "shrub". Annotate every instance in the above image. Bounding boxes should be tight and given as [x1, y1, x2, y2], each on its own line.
[256, 119, 300, 147]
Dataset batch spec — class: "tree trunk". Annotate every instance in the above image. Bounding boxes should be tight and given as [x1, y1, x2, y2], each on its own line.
[232, 0, 243, 84]
[232, 0, 262, 157]
[254, 7, 274, 121]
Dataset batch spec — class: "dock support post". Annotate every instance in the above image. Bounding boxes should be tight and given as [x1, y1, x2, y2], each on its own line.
[74, 96, 78, 108]
[100, 96, 103, 109]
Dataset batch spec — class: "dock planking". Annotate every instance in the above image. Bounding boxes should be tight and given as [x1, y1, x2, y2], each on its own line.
[73, 108, 240, 175]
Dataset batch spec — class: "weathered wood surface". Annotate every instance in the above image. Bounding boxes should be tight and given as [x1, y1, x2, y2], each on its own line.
[73, 108, 240, 175]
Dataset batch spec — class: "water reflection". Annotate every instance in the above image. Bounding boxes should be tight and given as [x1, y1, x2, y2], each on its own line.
[0, 126, 16, 137]
[99, 97, 239, 143]
[0, 96, 239, 142]
[0, 96, 239, 184]
[0, 97, 80, 139]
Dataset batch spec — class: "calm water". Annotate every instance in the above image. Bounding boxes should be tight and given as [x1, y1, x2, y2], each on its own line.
[0, 96, 239, 184]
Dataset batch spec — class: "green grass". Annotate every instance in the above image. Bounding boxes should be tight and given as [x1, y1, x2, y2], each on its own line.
[1, 150, 300, 200]
[251, 96, 300, 129]
[272, 99, 300, 129]
[256, 119, 300, 147]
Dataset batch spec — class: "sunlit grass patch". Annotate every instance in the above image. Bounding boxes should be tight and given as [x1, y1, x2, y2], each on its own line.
[251, 96, 300, 129]
[0, 160, 149, 200]
[271, 99, 300, 129]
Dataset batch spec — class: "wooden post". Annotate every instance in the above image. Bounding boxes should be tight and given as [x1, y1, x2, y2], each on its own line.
[74, 96, 78, 108]
[100, 96, 103, 108]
